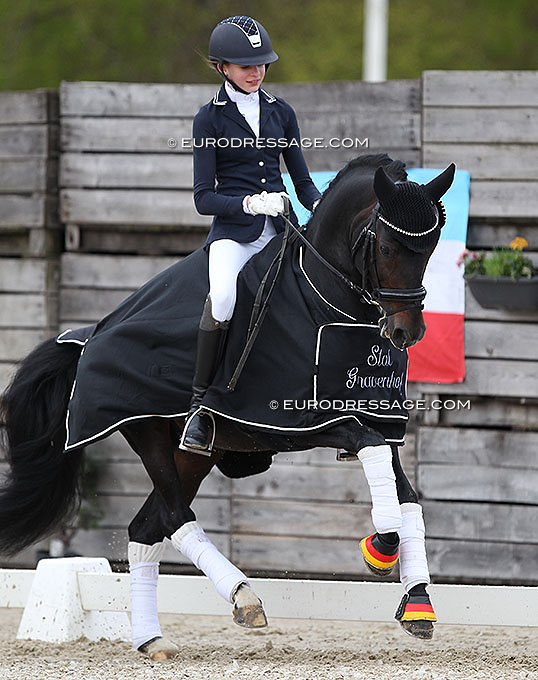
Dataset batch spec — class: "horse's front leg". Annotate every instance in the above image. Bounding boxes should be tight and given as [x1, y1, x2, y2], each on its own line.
[356, 442, 402, 577]
[391, 444, 436, 639]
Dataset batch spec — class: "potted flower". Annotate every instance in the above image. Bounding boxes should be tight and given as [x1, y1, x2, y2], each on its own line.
[460, 237, 538, 311]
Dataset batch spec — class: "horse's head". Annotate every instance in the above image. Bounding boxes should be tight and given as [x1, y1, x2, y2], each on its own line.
[354, 163, 455, 349]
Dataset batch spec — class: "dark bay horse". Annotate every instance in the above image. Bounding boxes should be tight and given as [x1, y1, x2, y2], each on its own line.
[0, 154, 454, 660]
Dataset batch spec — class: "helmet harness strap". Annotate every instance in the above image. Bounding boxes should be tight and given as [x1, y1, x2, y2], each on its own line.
[215, 61, 270, 96]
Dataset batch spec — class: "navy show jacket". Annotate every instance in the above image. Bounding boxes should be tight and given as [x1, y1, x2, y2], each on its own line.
[192, 83, 321, 246]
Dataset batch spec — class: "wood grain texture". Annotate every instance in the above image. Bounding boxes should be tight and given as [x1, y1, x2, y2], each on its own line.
[0, 293, 58, 328]
[231, 533, 385, 577]
[423, 500, 538, 544]
[231, 463, 371, 504]
[423, 143, 538, 180]
[438, 397, 538, 429]
[61, 253, 178, 289]
[0, 158, 57, 193]
[95, 460, 231, 498]
[59, 288, 133, 322]
[0, 258, 59, 293]
[59, 80, 419, 116]
[415, 358, 538, 398]
[418, 463, 538, 504]
[233, 498, 373, 539]
[0, 125, 58, 157]
[71, 226, 207, 256]
[418, 427, 538, 468]
[424, 108, 537, 144]
[0, 329, 53, 361]
[465, 320, 538, 360]
[60, 152, 193, 189]
[423, 70, 538, 107]
[61, 117, 192, 153]
[426, 538, 538, 584]
[469, 181, 538, 218]
[97, 495, 230, 532]
[60, 188, 209, 226]
[467, 221, 538, 250]
[0, 89, 58, 123]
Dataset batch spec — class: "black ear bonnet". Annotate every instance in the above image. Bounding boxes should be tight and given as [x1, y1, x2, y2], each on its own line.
[373, 163, 455, 253]
[376, 182, 446, 253]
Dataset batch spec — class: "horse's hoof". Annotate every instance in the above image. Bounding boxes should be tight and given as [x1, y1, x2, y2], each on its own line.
[394, 591, 436, 640]
[232, 583, 268, 628]
[138, 636, 180, 661]
[360, 533, 399, 578]
[399, 619, 435, 640]
[233, 603, 268, 628]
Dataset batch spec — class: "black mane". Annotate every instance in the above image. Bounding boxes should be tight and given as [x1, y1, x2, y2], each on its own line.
[304, 154, 407, 232]
[324, 153, 407, 196]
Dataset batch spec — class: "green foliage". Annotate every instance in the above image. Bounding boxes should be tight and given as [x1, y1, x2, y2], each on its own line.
[462, 241, 535, 281]
[0, 0, 536, 90]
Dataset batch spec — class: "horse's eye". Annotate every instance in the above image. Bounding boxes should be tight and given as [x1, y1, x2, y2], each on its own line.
[379, 244, 391, 257]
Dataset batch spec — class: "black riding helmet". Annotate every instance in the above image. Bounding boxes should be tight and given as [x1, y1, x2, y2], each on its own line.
[209, 16, 279, 66]
[209, 16, 278, 93]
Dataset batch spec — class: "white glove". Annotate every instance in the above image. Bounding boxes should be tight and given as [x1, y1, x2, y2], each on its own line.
[246, 191, 288, 217]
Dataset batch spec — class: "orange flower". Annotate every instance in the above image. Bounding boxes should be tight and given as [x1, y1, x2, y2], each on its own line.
[510, 237, 528, 251]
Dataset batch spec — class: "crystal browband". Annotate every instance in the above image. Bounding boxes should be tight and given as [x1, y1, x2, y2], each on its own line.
[377, 208, 440, 237]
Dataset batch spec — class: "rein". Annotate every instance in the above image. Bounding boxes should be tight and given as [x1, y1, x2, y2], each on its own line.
[227, 200, 429, 391]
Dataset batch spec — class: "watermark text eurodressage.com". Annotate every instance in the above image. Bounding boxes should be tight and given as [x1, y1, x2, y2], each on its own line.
[267, 398, 472, 411]
[168, 137, 369, 150]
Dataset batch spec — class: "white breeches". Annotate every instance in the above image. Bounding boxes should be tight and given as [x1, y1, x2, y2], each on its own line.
[208, 217, 277, 322]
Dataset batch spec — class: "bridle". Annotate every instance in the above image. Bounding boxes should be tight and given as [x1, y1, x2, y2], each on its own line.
[288, 201, 437, 323]
[350, 204, 435, 316]
[227, 199, 439, 391]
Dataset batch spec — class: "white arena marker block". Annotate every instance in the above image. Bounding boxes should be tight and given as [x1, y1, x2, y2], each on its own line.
[17, 557, 130, 643]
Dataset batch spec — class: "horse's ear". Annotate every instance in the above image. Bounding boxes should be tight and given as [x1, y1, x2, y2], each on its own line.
[373, 166, 398, 203]
[423, 163, 456, 202]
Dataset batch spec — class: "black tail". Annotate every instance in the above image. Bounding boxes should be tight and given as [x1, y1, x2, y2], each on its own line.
[0, 337, 85, 556]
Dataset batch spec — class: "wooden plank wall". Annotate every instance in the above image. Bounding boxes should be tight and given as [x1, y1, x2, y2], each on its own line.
[58, 79, 420, 255]
[0, 89, 60, 395]
[416, 71, 538, 584]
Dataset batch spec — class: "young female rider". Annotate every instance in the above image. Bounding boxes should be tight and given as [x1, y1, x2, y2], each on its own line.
[181, 16, 321, 452]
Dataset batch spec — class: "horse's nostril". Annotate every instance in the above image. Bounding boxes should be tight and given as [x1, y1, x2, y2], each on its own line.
[391, 327, 408, 349]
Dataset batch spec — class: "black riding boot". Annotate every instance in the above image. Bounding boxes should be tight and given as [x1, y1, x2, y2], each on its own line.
[181, 298, 229, 453]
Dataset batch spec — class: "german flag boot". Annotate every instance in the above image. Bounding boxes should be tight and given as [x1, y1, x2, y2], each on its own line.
[395, 587, 436, 639]
[360, 532, 400, 577]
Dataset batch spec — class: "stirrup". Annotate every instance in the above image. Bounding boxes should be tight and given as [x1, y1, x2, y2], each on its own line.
[179, 408, 216, 456]
[360, 532, 399, 577]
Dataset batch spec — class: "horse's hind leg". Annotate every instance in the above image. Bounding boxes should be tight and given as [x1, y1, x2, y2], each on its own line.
[123, 417, 198, 660]
[173, 448, 267, 629]
[391, 445, 436, 640]
[124, 420, 266, 657]
[127, 491, 180, 661]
